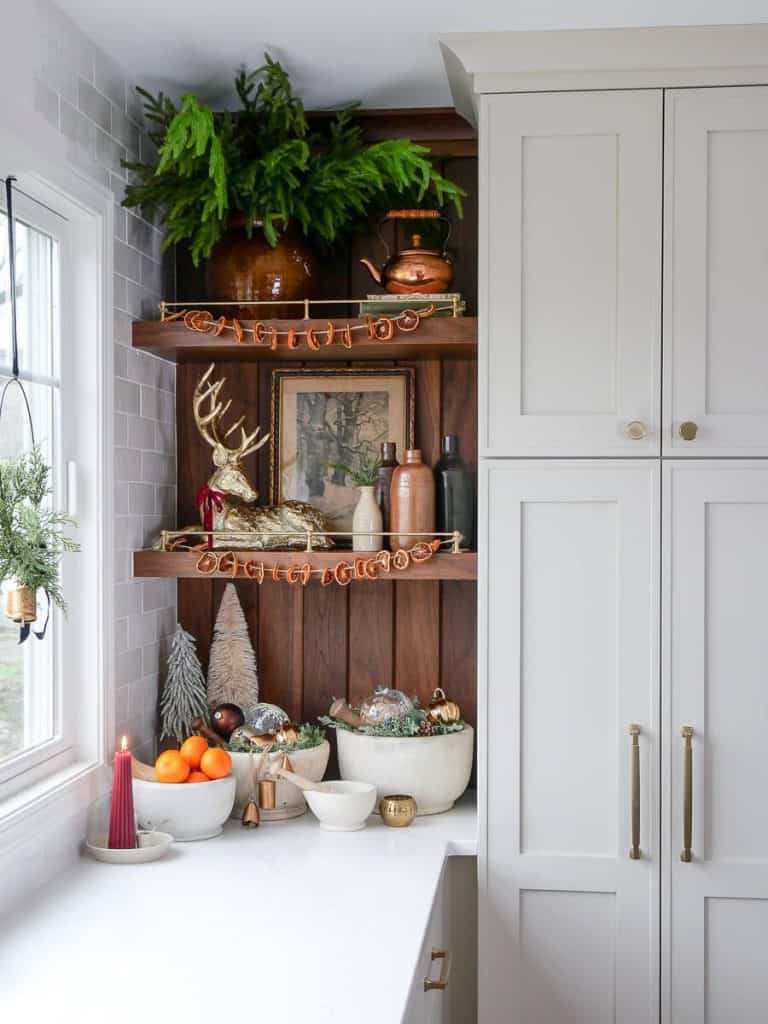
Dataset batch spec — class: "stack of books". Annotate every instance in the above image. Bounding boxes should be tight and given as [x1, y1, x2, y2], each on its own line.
[358, 293, 465, 318]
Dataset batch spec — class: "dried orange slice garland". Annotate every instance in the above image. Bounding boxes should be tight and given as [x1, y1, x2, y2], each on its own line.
[163, 305, 442, 351]
[193, 539, 443, 584]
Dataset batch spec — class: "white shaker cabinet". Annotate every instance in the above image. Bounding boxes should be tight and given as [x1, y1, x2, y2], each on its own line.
[480, 462, 660, 1024]
[480, 91, 662, 457]
[663, 463, 768, 1023]
[664, 89, 768, 456]
[402, 858, 478, 1024]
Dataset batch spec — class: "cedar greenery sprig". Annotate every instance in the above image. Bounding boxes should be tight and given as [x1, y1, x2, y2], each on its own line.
[123, 55, 465, 265]
[0, 447, 79, 611]
[319, 707, 465, 738]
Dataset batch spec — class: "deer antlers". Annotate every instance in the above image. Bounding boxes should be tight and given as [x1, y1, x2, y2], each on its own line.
[193, 363, 270, 460]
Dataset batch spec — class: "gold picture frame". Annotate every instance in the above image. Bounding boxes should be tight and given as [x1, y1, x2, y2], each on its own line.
[270, 367, 415, 532]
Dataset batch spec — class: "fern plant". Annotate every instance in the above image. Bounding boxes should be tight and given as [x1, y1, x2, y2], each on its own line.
[0, 447, 79, 611]
[329, 450, 382, 487]
[123, 55, 465, 265]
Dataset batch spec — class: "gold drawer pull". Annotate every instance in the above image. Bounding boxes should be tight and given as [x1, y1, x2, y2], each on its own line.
[681, 726, 694, 862]
[629, 724, 641, 860]
[424, 949, 452, 992]
[678, 421, 698, 441]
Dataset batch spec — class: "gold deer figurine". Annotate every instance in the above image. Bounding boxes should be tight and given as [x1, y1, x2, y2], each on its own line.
[190, 364, 332, 550]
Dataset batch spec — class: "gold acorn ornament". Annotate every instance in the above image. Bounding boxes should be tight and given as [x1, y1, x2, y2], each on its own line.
[426, 687, 461, 724]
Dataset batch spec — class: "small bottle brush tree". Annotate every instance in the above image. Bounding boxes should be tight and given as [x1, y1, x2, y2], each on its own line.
[207, 584, 260, 723]
[160, 624, 208, 743]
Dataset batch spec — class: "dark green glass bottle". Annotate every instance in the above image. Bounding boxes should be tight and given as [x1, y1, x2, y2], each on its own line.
[435, 434, 474, 550]
[375, 442, 399, 532]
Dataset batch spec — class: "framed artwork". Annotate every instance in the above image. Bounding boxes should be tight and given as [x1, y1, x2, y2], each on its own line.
[270, 367, 415, 532]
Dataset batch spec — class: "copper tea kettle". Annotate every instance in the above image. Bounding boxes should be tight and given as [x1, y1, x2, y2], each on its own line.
[360, 209, 453, 294]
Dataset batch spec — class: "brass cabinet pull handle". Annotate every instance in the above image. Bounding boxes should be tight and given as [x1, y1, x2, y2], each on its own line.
[424, 949, 452, 992]
[625, 420, 648, 440]
[629, 724, 641, 859]
[681, 726, 694, 862]
[678, 421, 698, 441]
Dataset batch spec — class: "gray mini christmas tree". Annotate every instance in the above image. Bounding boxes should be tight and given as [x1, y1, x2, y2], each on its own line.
[207, 584, 260, 723]
[160, 624, 208, 743]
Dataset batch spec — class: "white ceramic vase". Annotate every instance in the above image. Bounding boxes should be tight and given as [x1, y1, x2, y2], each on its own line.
[352, 485, 383, 551]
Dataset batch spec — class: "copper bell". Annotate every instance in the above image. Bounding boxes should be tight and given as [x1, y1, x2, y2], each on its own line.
[241, 799, 260, 828]
[5, 586, 37, 624]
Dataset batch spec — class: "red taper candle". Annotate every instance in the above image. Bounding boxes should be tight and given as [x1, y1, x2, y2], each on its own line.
[108, 736, 137, 849]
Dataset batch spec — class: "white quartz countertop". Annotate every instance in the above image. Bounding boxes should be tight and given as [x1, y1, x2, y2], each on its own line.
[0, 798, 476, 1024]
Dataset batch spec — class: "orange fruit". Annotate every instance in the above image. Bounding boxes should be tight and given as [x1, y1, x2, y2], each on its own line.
[179, 735, 208, 769]
[185, 770, 211, 784]
[155, 749, 190, 784]
[200, 747, 231, 780]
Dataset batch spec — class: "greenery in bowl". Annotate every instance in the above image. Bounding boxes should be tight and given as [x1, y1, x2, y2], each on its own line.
[225, 722, 326, 754]
[0, 447, 79, 611]
[320, 702, 465, 738]
[123, 55, 465, 265]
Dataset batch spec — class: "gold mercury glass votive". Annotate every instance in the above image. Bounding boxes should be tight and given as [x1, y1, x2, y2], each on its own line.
[379, 794, 417, 827]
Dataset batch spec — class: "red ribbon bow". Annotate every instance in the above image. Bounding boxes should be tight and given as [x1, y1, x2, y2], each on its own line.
[196, 484, 225, 548]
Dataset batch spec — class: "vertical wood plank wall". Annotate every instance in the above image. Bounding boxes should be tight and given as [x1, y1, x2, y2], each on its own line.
[172, 115, 477, 763]
[176, 353, 477, 736]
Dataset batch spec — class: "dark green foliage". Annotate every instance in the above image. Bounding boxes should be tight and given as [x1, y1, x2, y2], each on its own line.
[0, 447, 79, 610]
[329, 448, 382, 487]
[123, 55, 465, 265]
[225, 722, 326, 754]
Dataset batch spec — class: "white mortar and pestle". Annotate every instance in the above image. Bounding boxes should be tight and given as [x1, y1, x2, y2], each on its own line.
[277, 767, 377, 832]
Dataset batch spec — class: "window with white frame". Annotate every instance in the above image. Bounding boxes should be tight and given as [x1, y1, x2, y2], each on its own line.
[0, 197, 61, 768]
[0, 178, 108, 807]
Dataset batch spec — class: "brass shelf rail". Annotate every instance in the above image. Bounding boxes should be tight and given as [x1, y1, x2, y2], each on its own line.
[158, 528, 466, 554]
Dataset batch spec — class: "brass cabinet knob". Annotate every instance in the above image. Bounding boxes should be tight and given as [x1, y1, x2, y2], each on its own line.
[625, 421, 647, 440]
[678, 421, 698, 441]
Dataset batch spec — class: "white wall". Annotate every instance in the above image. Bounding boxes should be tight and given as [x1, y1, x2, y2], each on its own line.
[0, 0, 176, 912]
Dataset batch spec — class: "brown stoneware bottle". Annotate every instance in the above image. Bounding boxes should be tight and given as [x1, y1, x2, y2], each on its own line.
[375, 442, 399, 532]
[389, 449, 435, 550]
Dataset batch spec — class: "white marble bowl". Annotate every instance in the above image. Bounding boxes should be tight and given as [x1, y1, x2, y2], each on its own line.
[229, 740, 330, 820]
[304, 780, 378, 832]
[133, 775, 236, 841]
[336, 726, 474, 815]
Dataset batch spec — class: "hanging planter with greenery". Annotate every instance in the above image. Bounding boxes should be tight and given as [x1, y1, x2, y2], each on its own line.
[122, 55, 466, 267]
[0, 446, 79, 640]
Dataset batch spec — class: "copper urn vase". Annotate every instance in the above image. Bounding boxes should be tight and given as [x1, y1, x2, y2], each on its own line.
[206, 218, 316, 318]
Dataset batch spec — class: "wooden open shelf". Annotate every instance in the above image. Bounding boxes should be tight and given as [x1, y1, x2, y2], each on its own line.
[133, 549, 477, 581]
[132, 316, 478, 362]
